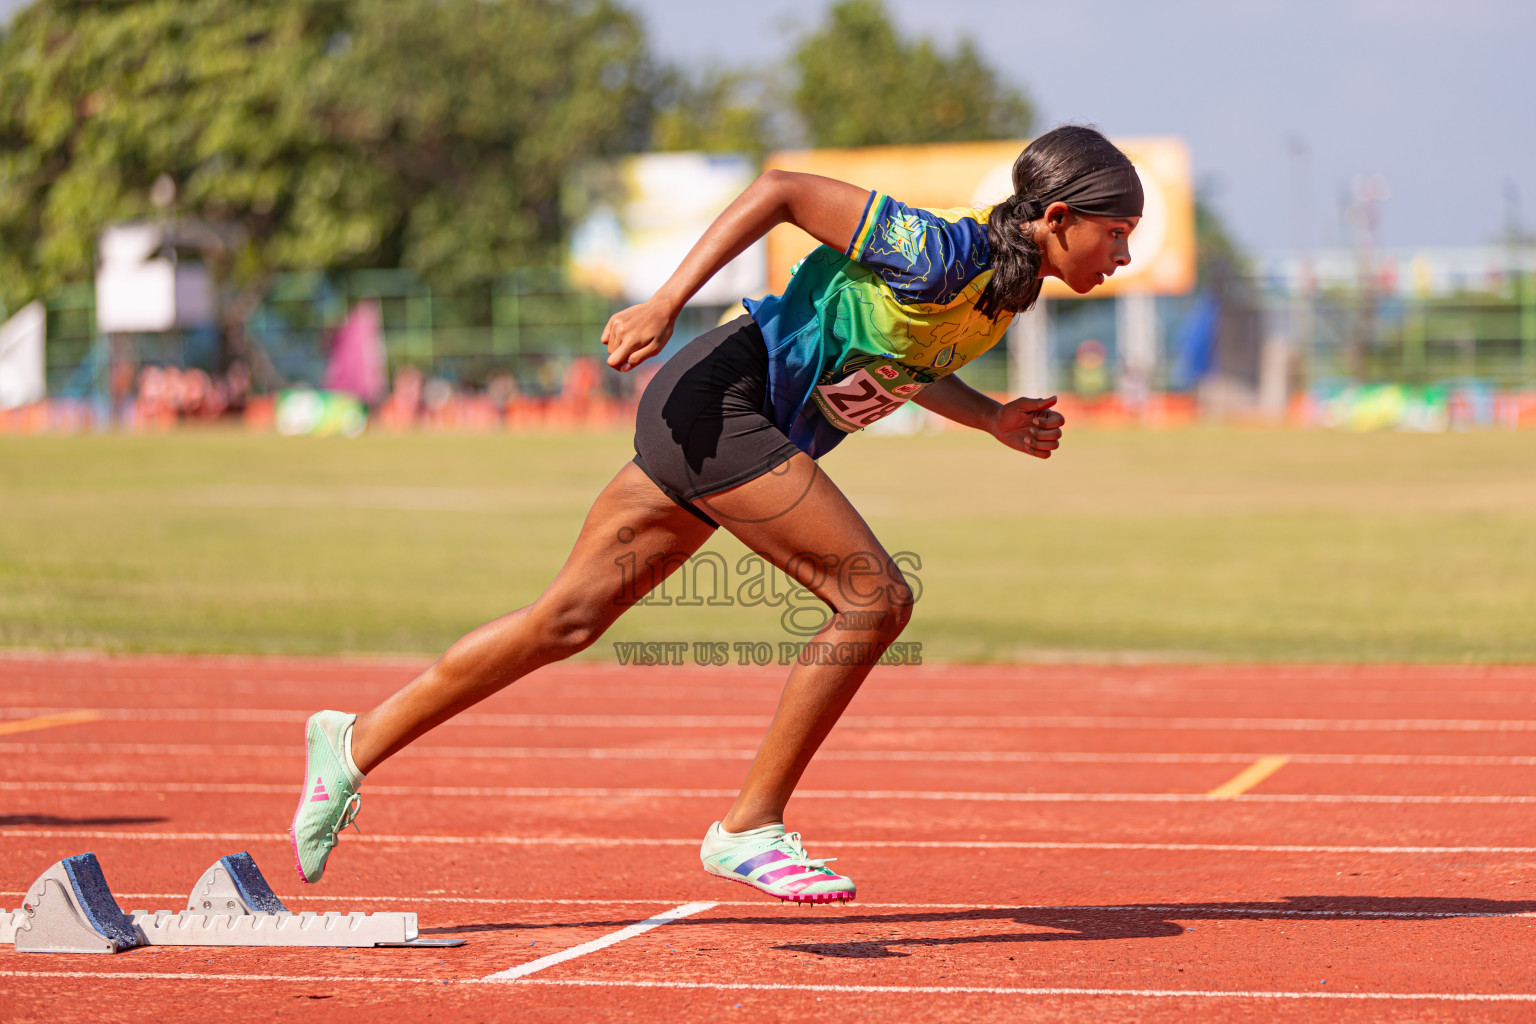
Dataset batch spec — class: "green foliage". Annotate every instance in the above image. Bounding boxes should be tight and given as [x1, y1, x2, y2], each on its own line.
[0, 0, 651, 310]
[650, 66, 777, 157]
[0, 0, 1062, 314]
[1195, 189, 1248, 290]
[791, 0, 1033, 148]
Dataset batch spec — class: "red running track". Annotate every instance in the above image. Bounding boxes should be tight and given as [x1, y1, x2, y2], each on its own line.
[3, 654, 1536, 1022]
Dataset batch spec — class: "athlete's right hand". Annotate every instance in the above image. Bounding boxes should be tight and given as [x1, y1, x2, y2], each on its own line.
[601, 297, 679, 372]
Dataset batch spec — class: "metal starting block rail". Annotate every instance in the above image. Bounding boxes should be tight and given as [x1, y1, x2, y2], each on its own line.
[2, 851, 464, 954]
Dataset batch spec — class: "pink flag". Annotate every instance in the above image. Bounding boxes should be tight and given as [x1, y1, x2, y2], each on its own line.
[323, 300, 386, 404]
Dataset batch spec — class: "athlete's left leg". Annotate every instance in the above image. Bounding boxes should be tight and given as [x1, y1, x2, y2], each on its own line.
[690, 452, 912, 902]
[701, 452, 914, 830]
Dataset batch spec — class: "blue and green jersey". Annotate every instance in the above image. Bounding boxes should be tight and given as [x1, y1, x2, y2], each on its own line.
[744, 191, 1015, 458]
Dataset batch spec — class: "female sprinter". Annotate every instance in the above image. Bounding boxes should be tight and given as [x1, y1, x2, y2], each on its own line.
[290, 124, 1143, 903]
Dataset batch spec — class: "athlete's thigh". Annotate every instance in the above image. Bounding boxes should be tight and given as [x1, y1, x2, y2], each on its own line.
[539, 461, 718, 616]
[697, 453, 908, 610]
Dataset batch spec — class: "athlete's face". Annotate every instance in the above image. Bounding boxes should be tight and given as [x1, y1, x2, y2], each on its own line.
[1035, 204, 1139, 294]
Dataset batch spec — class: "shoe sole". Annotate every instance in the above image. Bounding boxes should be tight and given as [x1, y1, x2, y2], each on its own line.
[289, 718, 320, 884]
[287, 829, 309, 885]
[707, 868, 855, 904]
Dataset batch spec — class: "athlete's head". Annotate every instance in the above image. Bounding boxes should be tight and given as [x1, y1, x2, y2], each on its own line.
[976, 125, 1144, 317]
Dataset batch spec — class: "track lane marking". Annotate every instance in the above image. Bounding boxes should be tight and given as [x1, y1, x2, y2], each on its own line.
[3, 829, 1534, 854]
[509, 979, 1536, 1000]
[8, 741, 1536, 766]
[0, 710, 100, 737]
[481, 901, 716, 981]
[9, 707, 1536, 731]
[0, 971, 1532, 1001]
[1208, 756, 1290, 798]
[4, 780, 1533, 805]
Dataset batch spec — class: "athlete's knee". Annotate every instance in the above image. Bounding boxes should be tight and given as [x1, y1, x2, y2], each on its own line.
[830, 584, 912, 641]
[886, 588, 914, 632]
[876, 587, 914, 640]
[833, 554, 911, 621]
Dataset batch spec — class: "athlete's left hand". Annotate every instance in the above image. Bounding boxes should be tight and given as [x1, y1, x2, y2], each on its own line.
[991, 396, 1065, 459]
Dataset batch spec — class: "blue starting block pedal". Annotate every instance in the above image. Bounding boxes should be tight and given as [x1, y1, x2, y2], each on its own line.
[1, 851, 465, 954]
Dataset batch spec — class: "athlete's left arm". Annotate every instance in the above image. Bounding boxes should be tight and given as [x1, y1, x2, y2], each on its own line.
[914, 375, 1065, 460]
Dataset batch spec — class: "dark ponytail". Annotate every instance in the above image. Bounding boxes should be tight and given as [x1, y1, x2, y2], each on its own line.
[975, 124, 1139, 319]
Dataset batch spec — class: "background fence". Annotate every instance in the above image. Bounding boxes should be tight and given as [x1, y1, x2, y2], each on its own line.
[29, 257, 1536, 424]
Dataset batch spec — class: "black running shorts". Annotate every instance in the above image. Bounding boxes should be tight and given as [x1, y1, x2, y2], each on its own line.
[632, 315, 802, 529]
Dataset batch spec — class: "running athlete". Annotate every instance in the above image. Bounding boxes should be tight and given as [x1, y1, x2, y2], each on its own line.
[291, 125, 1144, 903]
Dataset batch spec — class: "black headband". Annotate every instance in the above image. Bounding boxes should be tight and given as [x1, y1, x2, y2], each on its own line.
[1018, 165, 1144, 220]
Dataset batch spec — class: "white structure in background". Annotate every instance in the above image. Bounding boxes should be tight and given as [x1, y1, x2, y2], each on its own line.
[1259, 331, 1291, 421]
[1007, 300, 1051, 398]
[1009, 292, 1162, 404]
[1115, 290, 1158, 409]
[1255, 245, 1536, 298]
[0, 301, 46, 410]
[96, 224, 216, 333]
[569, 153, 767, 306]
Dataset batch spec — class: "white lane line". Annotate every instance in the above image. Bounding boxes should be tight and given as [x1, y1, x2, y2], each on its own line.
[0, 971, 1531, 1001]
[8, 708, 1536, 731]
[5, 780, 1535, 805]
[3, 829, 1534, 854]
[0, 970, 443, 984]
[481, 901, 716, 981]
[510, 979, 1536, 1001]
[12, 742, 1536, 767]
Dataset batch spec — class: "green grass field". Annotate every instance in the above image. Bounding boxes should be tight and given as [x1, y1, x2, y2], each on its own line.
[3, 426, 1533, 662]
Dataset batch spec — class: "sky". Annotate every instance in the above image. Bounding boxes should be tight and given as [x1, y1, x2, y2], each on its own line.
[4, 0, 1530, 253]
[628, 0, 1535, 253]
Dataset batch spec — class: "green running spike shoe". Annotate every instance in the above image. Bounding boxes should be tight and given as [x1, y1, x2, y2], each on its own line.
[700, 821, 856, 904]
[289, 710, 366, 883]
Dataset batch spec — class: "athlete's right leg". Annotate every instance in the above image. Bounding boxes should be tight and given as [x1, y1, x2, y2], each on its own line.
[290, 461, 714, 881]
[351, 461, 717, 771]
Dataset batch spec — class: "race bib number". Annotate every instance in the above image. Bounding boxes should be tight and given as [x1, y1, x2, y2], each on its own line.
[811, 363, 929, 433]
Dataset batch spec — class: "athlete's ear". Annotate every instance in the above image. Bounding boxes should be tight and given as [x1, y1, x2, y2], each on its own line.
[1042, 201, 1072, 234]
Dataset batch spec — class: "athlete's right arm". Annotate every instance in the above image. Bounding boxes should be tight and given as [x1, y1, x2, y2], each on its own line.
[601, 170, 870, 372]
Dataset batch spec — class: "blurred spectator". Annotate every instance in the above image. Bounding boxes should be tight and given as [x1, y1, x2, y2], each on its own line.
[376, 366, 424, 431]
[485, 372, 519, 412]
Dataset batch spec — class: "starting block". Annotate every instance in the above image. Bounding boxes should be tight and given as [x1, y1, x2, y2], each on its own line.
[2, 851, 464, 954]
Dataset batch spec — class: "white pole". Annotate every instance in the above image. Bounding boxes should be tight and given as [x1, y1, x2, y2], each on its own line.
[1259, 330, 1291, 421]
[1116, 289, 1157, 411]
[1008, 299, 1051, 398]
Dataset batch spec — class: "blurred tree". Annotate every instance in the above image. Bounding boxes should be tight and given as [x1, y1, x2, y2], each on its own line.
[1194, 183, 1250, 290]
[650, 66, 777, 157]
[1190, 181, 1262, 390]
[0, 0, 650, 322]
[791, 0, 1033, 148]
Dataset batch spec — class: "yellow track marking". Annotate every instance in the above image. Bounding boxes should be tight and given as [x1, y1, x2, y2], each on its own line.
[0, 710, 102, 737]
[1208, 755, 1290, 798]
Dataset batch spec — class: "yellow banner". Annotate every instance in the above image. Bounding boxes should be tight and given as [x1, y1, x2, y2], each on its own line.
[763, 137, 1195, 298]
